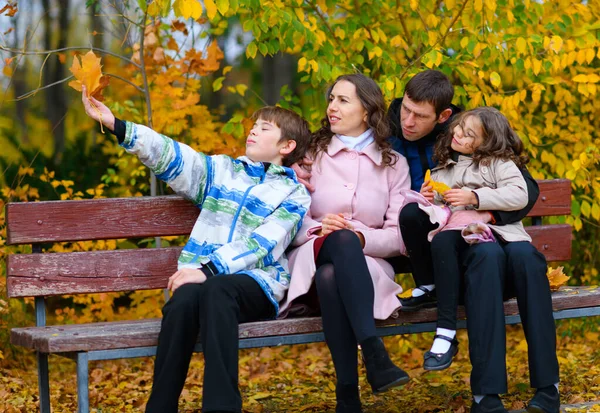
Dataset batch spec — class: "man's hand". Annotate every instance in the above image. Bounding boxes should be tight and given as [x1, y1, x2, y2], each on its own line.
[320, 213, 353, 235]
[444, 189, 478, 207]
[167, 268, 207, 292]
[420, 180, 435, 203]
[82, 86, 116, 131]
[291, 158, 314, 192]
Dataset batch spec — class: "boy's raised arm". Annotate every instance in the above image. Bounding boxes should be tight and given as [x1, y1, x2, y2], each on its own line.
[82, 89, 211, 204]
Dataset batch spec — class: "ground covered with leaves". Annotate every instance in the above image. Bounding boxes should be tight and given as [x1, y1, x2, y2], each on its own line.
[1, 319, 599, 413]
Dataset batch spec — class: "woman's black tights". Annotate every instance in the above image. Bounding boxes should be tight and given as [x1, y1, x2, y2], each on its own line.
[315, 229, 377, 386]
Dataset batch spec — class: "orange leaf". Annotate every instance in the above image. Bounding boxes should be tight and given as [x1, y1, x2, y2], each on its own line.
[0, 3, 18, 17]
[547, 266, 569, 291]
[425, 169, 452, 194]
[68, 51, 110, 101]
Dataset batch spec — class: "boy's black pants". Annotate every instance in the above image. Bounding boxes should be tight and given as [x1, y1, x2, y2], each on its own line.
[145, 274, 274, 413]
[399, 202, 559, 393]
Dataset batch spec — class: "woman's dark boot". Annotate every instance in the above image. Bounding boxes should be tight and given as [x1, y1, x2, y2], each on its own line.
[360, 337, 410, 394]
[335, 384, 363, 413]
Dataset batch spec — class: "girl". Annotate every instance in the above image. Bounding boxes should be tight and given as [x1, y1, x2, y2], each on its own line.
[280, 74, 412, 413]
[401, 106, 531, 372]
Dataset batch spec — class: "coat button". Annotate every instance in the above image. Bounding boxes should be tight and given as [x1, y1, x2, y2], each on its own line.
[481, 166, 489, 174]
[346, 183, 355, 190]
[348, 152, 357, 160]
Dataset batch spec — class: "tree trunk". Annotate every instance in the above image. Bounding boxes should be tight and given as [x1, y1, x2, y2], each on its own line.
[42, 0, 70, 166]
[11, 12, 29, 144]
[262, 53, 294, 105]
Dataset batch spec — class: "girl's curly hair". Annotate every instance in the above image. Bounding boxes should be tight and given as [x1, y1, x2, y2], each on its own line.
[433, 106, 529, 168]
[310, 73, 397, 166]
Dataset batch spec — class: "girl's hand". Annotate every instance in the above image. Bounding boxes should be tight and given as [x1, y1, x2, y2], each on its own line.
[444, 189, 478, 207]
[420, 180, 434, 202]
[81, 86, 116, 131]
[320, 213, 352, 235]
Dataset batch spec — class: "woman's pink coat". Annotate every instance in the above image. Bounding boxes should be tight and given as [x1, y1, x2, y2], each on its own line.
[280, 136, 411, 320]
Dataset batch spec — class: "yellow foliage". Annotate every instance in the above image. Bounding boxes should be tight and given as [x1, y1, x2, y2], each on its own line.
[173, 0, 203, 19]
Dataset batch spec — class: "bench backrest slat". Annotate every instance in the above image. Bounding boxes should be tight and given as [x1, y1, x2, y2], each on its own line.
[5, 180, 571, 245]
[6, 196, 199, 245]
[528, 179, 571, 217]
[6, 224, 572, 298]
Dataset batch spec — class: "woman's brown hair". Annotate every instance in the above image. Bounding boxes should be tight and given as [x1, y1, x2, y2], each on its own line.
[433, 106, 529, 168]
[310, 74, 396, 166]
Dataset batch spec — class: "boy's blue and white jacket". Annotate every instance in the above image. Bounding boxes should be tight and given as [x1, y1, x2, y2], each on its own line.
[121, 122, 311, 315]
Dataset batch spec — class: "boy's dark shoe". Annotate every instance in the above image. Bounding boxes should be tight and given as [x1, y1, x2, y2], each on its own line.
[335, 384, 363, 413]
[360, 337, 410, 394]
[470, 395, 509, 413]
[399, 286, 437, 311]
[527, 385, 560, 413]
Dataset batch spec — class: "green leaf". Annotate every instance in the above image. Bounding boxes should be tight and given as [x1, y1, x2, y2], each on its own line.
[258, 43, 268, 56]
[246, 42, 258, 59]
[212, 76, 225, 92]
[216, 0, 229, 15]
[572, 200, 581, 218]
[581, 201, 591, 218]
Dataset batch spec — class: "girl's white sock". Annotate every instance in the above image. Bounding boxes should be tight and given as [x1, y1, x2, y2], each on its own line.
[430, 328, 456, 354]
[412, 284, 435, 297]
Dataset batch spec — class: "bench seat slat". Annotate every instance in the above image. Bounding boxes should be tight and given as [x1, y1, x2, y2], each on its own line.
[5, 179, 571, 245]
[6, 225, 571, 298]
[10, 286, 600, 353]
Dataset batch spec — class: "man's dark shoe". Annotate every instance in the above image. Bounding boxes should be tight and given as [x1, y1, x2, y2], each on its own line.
[470, 395, 509, 413]
[399, 286, 437, 311]
[360, 337, 410, 394]
[423, 334, 459, 371]
[527, 385, 560, 413]
[335, 384, 363, 413]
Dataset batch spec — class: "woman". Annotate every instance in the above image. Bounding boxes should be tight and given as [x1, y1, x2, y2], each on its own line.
[280, 74, 411, 413]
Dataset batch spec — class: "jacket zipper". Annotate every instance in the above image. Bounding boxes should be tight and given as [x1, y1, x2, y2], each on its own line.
[227, 168, 267, 242]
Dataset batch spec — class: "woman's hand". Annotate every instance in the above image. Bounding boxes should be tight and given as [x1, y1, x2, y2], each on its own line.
[167, 268, 207, 292]
[320, 213, 352, 235]
[291, 157, 314, 192]
[420, 180, 435, 202]
[444, 189, 478, 207]
[81, 86, 116, 131]
[318, 213, 365, 247]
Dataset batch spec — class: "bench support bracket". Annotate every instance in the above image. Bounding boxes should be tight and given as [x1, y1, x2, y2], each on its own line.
[37, 352, 50, 413]
[76, 352, 89, 413]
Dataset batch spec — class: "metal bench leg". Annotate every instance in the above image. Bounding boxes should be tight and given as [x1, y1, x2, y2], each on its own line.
[76, 353, 89, 413]
[38, 352, 51, 413]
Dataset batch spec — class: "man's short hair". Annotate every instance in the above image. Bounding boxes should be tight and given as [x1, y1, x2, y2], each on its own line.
[404, 70, 454, 116]
[251, 106, 311, 167]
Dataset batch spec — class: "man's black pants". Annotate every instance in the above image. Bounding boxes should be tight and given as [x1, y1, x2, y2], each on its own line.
[145, 274, 274, 413]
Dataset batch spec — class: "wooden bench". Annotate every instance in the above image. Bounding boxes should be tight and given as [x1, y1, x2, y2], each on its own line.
[6, 178, 600, 413]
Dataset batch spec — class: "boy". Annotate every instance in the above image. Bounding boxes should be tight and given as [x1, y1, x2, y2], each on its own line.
[82, 88, 312, 413]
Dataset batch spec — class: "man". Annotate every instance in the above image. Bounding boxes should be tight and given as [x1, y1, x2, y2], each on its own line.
[391, 70, 559, 413]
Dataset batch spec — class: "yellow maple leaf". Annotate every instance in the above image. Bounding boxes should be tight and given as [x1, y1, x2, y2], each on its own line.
[547, 266, 569, 291]
[173, 0, 203, 20]
[68, 51, 110, 101]
[424, 169, 452, 194]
